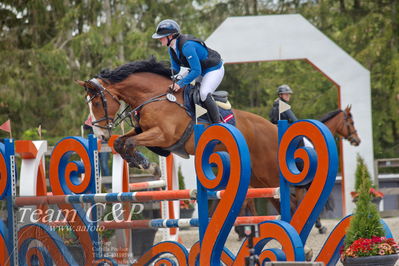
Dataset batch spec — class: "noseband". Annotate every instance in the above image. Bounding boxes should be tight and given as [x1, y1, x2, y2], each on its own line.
[342, 111, 358, 144]
[84, 78, 121, 135]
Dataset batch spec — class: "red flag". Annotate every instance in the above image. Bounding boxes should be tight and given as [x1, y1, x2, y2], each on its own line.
[0, 119, 11, 133]
[85, 115, 92, 127]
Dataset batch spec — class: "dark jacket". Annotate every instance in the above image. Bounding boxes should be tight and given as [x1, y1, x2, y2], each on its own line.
[269, 98, 298, 124]
[168, 34, 222, 87]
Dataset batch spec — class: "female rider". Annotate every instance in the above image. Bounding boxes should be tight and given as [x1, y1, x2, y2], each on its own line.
[152, 19, 224, 123]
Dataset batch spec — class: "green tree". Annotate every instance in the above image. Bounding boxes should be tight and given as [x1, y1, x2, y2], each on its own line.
[344, 155, 385, 248]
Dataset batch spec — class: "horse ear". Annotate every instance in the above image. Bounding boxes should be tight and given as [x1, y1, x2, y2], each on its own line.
[346, 105, 351, 112]
[75, 80, 86, 87]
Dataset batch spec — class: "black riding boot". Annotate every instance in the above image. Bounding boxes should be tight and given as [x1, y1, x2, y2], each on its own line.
[203, 93, 221, 123]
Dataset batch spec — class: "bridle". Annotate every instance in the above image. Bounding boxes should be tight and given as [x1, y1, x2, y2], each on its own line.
[84, 78, 121, 136]
[84, 77, 188, 136]
[342, 111, 359, 145]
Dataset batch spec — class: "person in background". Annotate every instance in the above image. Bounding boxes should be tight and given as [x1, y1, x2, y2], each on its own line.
[268, 84, 327, 234]
[269, 84, 297, 124]
[152, 19, 224, 123]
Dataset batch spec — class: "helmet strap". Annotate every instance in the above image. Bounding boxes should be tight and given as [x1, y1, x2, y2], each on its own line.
[167, 33, 179, 47]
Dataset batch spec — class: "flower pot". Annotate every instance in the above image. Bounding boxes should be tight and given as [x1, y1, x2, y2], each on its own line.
[341, 254, 399, 266]
[371, 197, 381, 205]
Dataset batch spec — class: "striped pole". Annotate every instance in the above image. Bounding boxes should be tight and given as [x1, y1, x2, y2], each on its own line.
[48, 215, 280, 229]
[15, 187, 279, 206]
[208, 187, 279, 199]
[128, 180, 166, 191]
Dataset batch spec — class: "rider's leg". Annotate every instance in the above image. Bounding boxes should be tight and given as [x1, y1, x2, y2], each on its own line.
[199, 66, 225, 123]
[203, 94, 221, 123]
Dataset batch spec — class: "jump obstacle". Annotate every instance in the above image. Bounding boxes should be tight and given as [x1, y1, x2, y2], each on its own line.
[0, 120, 395, 265]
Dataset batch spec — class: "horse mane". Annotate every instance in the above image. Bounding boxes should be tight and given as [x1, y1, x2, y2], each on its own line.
[319, 109, 342, 123]
[97, 57, 172, 84]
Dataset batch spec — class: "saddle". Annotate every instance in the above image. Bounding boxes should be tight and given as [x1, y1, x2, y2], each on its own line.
[142, 84, 236, 159]
[184, 84, 235, 125]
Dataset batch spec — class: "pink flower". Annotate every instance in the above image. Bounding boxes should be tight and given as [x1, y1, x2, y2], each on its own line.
[342, 237, 398, 258]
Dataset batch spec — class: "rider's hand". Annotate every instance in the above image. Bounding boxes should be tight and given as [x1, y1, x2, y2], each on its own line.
[169, 83, 181, 92]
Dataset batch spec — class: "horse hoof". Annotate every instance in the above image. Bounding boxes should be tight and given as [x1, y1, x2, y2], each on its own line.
[139, 160, 150, 170]
[133, 151, 150, 169]
[318, 226, 327, 234]
[304, 246, 313, 261]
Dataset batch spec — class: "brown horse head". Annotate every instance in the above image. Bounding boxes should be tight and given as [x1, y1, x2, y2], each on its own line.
[76, 79, 121, 140]
[341, 105, 361, 146]
[321, 105, 361, 146]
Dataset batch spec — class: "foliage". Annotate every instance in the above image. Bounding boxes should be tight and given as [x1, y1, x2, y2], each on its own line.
[21, 127, 47, 140]
[55, 226, 80, 246]
[98, 227, 115, 242]
[55, 225, 115, 245]
[343, 155, 387, 257]
[0, 0, 398, 158]
[178, 166, 186, 190]
[354, 155, 370, 192]
[352, 155, 384, 200]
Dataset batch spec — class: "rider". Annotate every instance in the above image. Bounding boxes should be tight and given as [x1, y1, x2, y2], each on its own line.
[152, 19, 224, 123]
[269, 84, 297, 124]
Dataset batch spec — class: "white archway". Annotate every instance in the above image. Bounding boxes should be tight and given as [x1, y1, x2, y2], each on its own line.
[205, 14, 373, 215]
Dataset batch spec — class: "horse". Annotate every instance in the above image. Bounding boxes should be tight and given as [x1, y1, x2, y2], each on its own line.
[291, 106, 361, 210]
[233, 106, 361, 239]
[76, 58, 361, 214]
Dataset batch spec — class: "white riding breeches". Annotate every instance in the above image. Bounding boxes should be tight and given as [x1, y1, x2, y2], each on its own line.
[196, 65, 225, 101]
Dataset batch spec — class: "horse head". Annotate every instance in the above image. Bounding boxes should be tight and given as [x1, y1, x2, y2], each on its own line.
[339, 105, 361, 146]
[76, 78, 121, 141]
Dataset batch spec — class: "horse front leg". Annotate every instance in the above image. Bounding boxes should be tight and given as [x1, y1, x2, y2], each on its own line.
[113, 128, 149, 169]
[114, 128, 137, 155]
[123, 127, 166, 169]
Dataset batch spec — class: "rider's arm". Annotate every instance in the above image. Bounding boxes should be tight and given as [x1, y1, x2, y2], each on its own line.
[177, 42, 202, 87]
[269, 106, 278, 124]
[269, 100, 279, 124]
[284, 109, 298, 123]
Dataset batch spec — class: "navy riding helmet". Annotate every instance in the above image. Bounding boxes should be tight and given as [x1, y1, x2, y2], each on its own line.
[152, 19, 180, 39]
[277, 84, 293, 94]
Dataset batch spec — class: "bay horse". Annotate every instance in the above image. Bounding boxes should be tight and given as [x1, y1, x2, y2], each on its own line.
[293, 106, 361, 208]
[234, 106, 361, 238]
[76, 58, 360, 214]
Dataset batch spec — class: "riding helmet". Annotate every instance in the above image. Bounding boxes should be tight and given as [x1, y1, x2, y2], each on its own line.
[277, 84, 293, 94]
[152, 19, 180, 39]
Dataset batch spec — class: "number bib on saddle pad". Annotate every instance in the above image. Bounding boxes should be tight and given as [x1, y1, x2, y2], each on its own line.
[183, 84, 236, 126]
